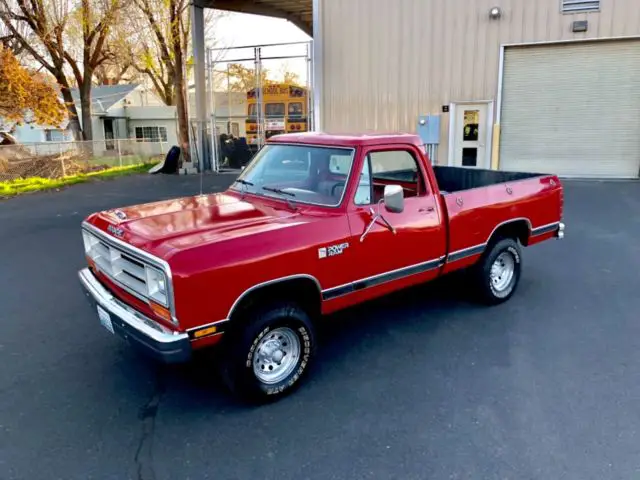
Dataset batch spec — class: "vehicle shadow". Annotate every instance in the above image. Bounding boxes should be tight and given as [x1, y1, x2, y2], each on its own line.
[155, 271, 487, 411]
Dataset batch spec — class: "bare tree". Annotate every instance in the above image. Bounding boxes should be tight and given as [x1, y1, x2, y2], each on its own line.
[0, 1, 30, 57]
[0, 0, 123, 140]
[127, 0, 224, 161]
[124, 7, 224, 103]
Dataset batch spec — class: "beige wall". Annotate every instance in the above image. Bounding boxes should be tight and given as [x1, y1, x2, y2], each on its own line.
[318, 0, 640, 163]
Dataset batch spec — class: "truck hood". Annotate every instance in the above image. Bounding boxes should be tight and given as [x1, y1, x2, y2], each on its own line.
[89, 192, 301, 257]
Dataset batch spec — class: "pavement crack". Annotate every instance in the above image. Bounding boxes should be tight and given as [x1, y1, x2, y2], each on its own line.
[134, 368, 166, 480]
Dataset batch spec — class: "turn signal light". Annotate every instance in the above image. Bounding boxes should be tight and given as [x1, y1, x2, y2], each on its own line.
[150, 302, 171, 322]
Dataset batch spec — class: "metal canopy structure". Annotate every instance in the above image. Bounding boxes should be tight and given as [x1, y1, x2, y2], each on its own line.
[206, 41, 314, 172]
[202, 0, 312, 36]
[190, 0, 313, 172]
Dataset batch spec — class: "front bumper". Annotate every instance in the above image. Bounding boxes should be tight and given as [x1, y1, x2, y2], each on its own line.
[78, 268, 191, 363]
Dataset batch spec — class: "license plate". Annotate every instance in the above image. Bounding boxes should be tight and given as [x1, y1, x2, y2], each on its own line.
[97, 305, 114, 334]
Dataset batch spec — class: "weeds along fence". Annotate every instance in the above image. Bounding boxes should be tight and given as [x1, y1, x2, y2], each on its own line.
[0, 139, 167, 182]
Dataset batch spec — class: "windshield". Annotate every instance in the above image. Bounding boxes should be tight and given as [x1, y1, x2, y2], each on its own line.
[232, 144, 355, 207]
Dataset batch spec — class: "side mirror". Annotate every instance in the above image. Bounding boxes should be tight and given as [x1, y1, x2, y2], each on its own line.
[383, 185, 404, 213]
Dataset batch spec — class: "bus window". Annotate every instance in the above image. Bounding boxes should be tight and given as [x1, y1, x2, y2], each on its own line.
[248, 104, 257, 118]
[265, 103, 285, 118]
[288, 102, 303, 118]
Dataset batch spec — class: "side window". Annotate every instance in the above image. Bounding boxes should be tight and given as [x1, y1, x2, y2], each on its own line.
[354, 156, 372, 205]
[369, 150, 424, 198]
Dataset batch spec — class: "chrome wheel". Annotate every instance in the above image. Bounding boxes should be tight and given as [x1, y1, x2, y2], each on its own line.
[253, 327, 300, 384]
[490, 251, 515, 292]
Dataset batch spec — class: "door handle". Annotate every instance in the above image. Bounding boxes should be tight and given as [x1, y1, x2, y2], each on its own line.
[419, 206, 435, 214]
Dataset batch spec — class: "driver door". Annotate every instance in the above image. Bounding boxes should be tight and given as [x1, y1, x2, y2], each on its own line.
[345, 145, 446, 302]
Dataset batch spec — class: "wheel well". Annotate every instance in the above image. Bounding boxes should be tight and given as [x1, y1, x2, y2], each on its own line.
[229, 277, 322, 322]
[489, 220, 531, 246]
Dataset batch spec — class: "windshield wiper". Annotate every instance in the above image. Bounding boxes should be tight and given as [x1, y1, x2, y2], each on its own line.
[234, 179, 254, 186]
[234, 179, 254, 198]
[262, 186, 297, 210]
[262, 186, 295, 197]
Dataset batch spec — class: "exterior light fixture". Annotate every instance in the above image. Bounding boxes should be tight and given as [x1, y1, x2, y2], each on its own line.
[489, 6, 502, 19]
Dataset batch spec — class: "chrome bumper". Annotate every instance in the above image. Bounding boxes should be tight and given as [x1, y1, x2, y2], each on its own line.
[557, 222, 565, 239]
[78, 268, 191, 363]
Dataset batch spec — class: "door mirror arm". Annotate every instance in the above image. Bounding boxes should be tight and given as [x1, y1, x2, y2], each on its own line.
[360, 200, 397, 243]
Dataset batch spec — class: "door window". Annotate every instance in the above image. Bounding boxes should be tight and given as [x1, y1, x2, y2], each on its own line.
[265, 103, 285, 118]
[354, 150, 425, 205]
[462, 110, 479, 141]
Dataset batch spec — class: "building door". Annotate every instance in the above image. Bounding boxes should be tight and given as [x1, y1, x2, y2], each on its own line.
[104, 119, 115, 150]
[452, 104, 489, 168]
[500, 40, 640, 178]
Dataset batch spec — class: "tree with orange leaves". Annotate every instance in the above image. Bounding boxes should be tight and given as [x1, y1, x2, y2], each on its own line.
[0, 46, 65, 127]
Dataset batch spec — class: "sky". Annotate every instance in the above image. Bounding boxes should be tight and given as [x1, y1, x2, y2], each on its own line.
[211, 12, 311, 85]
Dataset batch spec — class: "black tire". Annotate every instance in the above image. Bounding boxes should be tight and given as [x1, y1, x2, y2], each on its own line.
[474, 238, 522, 305]
[221, 303, 316, 402]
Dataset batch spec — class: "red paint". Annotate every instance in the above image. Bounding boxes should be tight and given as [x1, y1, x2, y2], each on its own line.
[84, 133, 563, 348]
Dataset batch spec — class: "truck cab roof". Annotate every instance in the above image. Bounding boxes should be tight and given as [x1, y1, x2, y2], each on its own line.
[268, 132, 423, 148]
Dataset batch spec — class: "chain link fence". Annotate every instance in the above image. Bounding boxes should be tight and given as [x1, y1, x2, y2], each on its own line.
[0, 139, 167, 182]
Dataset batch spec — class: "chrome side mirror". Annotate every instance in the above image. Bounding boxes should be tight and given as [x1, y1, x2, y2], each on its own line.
[383, 185, 404, 213]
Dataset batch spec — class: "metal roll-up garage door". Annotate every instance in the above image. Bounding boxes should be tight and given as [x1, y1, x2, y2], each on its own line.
[500, 41, 640, 178]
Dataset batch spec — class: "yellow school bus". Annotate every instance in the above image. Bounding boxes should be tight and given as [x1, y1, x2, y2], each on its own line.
[246, 83, 308, 144]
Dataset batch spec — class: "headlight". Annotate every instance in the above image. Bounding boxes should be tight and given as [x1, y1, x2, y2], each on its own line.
[146, 267, 168, 306]
[82, 231, 99, 255]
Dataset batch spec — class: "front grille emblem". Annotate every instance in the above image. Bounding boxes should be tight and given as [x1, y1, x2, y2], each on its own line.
[107, 224, 124, 238]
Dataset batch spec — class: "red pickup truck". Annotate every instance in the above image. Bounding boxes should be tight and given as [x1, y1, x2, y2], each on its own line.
[79, 132, 565, 400]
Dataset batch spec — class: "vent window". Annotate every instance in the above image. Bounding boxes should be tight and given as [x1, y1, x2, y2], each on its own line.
[562, 0, 600, 13]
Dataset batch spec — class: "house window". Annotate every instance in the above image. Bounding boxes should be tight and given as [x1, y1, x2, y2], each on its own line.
[45, 129, 68, 142]
[561, 0, 600, 13]
[135, 126, 168, 142]
[231, 122, 239, 137]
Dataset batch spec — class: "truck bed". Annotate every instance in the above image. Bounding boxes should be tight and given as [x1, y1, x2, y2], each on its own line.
[433, 166, 543, 194]
[435, 166, 562, 275]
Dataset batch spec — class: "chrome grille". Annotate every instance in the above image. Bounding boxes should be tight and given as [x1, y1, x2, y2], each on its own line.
[82, 227, 170, 309]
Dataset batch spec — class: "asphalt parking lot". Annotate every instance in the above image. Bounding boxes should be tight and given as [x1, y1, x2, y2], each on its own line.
[1, 174, 639, 480]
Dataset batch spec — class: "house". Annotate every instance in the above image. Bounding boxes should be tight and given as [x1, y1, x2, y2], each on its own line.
[1, 113, 73, 143]
[3, 83, 249, 150]
[68, 84, 177, 146]
[1, 84, 170, 145]
[189, 90, 248, 138]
